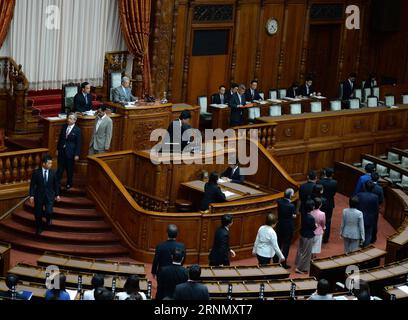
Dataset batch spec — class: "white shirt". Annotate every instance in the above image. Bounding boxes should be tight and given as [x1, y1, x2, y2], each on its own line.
[231, 166, 238, 176]
[42, 168, 49, 182]
[116, 291, 147, 300]
[253, 225, 284, 259]
[66, 124, 74, 137]
[83, 289, 95, 300]
[238, 94, 242, 105]
[96, 114, 106, 132]
[122, 86, 128, 97]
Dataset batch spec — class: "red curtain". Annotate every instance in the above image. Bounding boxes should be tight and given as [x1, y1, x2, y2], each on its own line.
[118, 0, 152, 95]
[0, 0, 15, 49]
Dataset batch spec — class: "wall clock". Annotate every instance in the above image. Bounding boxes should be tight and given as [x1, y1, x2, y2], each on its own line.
[266, 18, 279, 35]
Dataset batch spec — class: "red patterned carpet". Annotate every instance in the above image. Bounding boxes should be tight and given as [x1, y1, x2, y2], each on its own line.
[7, 193, 395, 296]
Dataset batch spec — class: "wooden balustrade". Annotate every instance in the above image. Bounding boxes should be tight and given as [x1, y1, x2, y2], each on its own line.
[233, 123, 277, 150]
[126, 186, 170, 212]
[0, 149, 48, 186]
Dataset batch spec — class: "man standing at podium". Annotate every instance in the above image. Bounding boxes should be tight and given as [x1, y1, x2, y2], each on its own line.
[112, 76, 137, 104]
[229, 84, 247, 127]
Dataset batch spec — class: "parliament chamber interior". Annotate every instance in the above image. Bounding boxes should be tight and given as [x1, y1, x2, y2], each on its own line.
[1, 0, 408, 304]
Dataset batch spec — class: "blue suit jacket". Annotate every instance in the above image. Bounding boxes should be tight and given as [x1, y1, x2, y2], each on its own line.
[353, 174, 372, 196]
[357, 192, 379, 227]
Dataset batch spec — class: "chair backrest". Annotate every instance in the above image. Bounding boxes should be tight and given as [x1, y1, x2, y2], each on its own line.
[354, 89, 362, 100]
[390, 169, 401, 180]
[269, 90, 278, 100]
[372, 86, 380, 99]
[349, 98, 360, 109]
[62, 82, 80, 113]
[278, 89, 287, 99]
[330, 100, 342, 111]
[198, 96, 208, 114]
[248, 106, 261, 120]
[109, 72, 123, 101]
[376, 164, 388, 176]
[384, 95, 395, 107]
[401, 156, 408, 168]
[402, 94, 408, 105]
[388, 152, 400, 163]
[310, 101, 322, 113]
[363, 88, 372, 103]
[259, 92, 265, 100]
[367, 96, 378, 107]
[290, 103, 302, 115]
[269, 105, 282, 116]
[361, 159, 373, 168]
[401, 175, 408, 186]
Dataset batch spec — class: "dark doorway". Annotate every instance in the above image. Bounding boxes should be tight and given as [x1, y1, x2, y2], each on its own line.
[306, 24, 342, 98]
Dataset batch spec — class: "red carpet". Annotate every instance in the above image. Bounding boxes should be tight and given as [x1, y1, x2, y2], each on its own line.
[3, 193, 396, 298]
[28, 89, 62, 118]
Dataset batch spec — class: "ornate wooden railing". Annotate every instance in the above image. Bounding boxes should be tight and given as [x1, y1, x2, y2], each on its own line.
[233, 123, 277, 151]
[0, 149, 48, 186]
[126, 186, 170, 212]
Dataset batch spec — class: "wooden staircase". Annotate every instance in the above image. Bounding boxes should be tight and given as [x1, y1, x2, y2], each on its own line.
[0, 186, 129, 257]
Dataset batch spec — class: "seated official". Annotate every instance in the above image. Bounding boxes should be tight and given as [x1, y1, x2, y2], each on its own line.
[211, 85, 228, 105]
[364, 74, 377, 89]
[173, 265, 209, 301]
[45, 273, 70, 300]
[308, 279, 333, 300]
[220, 163, 244, 184]
[73, 82, 93, 113]
[299, 78, 320, 97]
[83, 274, 105, 300]
[342, 73, 357, 100]
[229, 84, 247, 127]
[116, 275, 147, 300]
[245, 79, 262, 102]
[286, 82, 300, 98]
[225, 83, 239, 104]
[200, 172, 227, 211]
[112, 76, 137, 104]
[0, 274, 29, 300]
[164, 110, 193, 153]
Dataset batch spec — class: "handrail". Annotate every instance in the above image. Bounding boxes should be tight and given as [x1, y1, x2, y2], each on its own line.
[0, 196, 29, 221]
[0, 57, 29, 90]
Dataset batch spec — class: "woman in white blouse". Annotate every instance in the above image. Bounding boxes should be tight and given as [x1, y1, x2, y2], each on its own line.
[253, 213, 285, 265]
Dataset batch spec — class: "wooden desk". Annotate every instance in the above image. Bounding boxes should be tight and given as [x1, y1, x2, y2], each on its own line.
[0, 242, 10, 277]
[200, 264, 290, 281]
[310, 246, 386, 289]
[386, 217, 408, 264]
[257, 105, 408, 179]
[384, 283, 408, 300]
[0, 279, 47, 300]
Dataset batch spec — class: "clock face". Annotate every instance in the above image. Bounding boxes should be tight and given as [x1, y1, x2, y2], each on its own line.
[266, 18, 278, 35]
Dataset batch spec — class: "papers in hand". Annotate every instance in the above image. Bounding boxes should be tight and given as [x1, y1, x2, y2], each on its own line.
[223, 190, 237, 199]
[210, 104, 228, 109]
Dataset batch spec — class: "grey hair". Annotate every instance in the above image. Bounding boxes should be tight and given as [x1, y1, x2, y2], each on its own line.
[239, 84, 246, 90]
[284, 188, 294, 199]
[122, 76, 130, 83]
[68, 113, 77, 121]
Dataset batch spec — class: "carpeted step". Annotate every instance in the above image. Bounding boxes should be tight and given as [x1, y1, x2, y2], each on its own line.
[12, 210, 111, 232]
[54, 196, 95, 209]
[23, 203, 101, 220]
[29, 95, 62, 105]
[0, 229, 128, 257]
[28, 89, 62, 97]
[0, 220, 120, 244]
[60, 186, 87, 197]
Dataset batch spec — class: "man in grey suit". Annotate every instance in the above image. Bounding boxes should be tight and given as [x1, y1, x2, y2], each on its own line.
[112, 76, 137, 104]
[89, 106, 113, 155]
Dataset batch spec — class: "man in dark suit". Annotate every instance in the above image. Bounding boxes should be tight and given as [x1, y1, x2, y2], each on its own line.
[220, 163, 244, 184]
[299, 170, 317, 215]
[165, 110, 193, 153]
[286, 82, 300, 98]
[0, 274, 29, 300]
[225, 83, 239, 104]
[370, 172, 384, 243]
[245, 80, 262, 102]
[275, 188, 296, 269]
[357, 181, 379, 247]
[56, 113, 82, 190]
[229, 84, 246, 127]
[318, 168, 338, 243]
[342, 73, 357, 100]
[73, 82, 93, 113]
[156, 249, 188, 300]
[209, 214, 235, 266]
[29, 155, 60, 235]
[299, 78, 317, 97]
[211, 85, 227, 105]
[173, 265, 209, 300]
[200, 172, 227, 211]
[151, 224, 186, 279]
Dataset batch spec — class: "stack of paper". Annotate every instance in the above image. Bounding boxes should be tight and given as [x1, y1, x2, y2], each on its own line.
[267, 99, 282, 103]
[223, 191, 237, 199]
[398, 285, 408, 294]
[210, 104, 228, 109]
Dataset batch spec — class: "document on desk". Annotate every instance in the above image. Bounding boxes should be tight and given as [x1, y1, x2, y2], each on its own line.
[314, 96, 327, 100]
[398, 285, 408, 294]
[284, 97, 302, 102]
[267, 99, 283, 103]
[210, 104, 229, 109]
[223, 191, 237, 199]
[258, 101, 268, 105]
